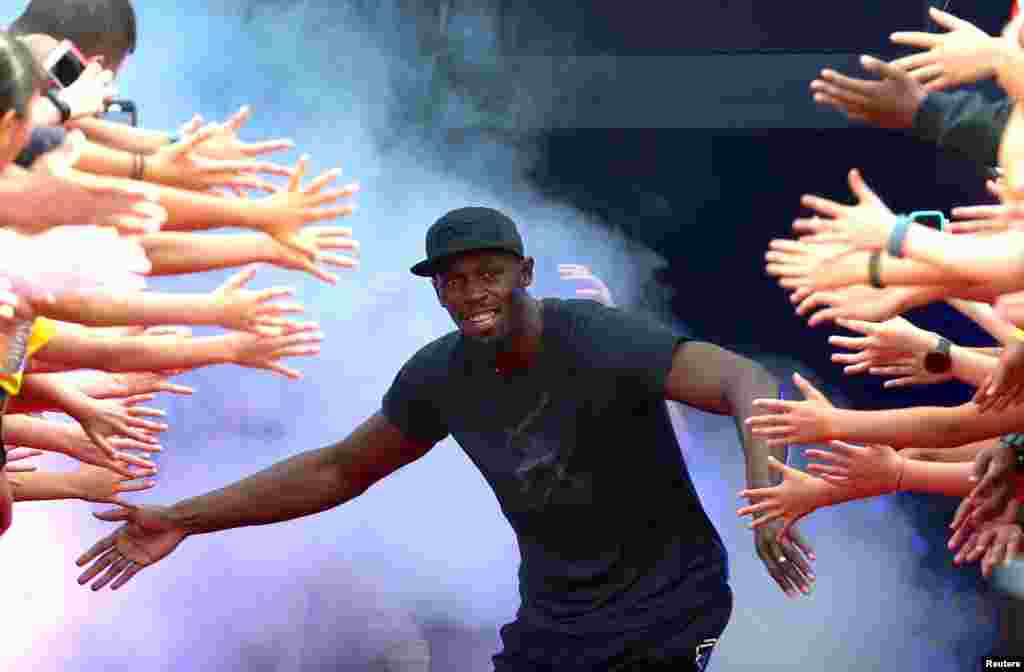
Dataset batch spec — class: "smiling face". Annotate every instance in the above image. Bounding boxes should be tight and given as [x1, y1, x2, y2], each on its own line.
[433, 249, 534, 344]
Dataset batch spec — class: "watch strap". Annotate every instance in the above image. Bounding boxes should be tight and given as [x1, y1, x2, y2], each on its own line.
[45, 89, 71, 124]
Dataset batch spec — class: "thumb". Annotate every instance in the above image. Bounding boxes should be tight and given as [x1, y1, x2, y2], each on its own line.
[848, 168, 881, 204]
[792, 372, 827, 403]
[928, 6, 973, 31]
[221, 264, 259, 292]
[860, 55, 910, 83]
[93, 507, 137, 522]
[227, 105, 251, 131]
[766, 455, 787, 474]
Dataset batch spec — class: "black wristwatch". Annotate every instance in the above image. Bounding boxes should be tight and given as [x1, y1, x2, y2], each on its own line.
[45, 89, 72, 124]
[923, 336, 952, 374]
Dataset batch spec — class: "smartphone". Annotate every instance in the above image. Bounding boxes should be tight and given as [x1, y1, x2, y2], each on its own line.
[910, 210, 947, 231]
[42, 40, 87, 89]
[102, 99, 138, 127]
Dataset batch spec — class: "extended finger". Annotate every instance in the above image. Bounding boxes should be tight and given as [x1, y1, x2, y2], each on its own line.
[909, 64, 945, 85]
[760, 549, 800, 597]
[972, 488, 1013, 523]
[811, 91, 870, 120]
[305, 202, 358, 219]
[818, 68, 879, 96]
[238, 139, 295, 156]
[288, 155, 309, 192]
[303, 168, 343, 194]
[889, 52, 937, 73]
[800, 194, 848, 219]
[77, 547, 120, 584]
[828, 334, 873, 350]
[869, 365, 915, 376]
[736, 500, 777, 517]
[76, 530, 117, 566]
[266, 362, 303, 379]
[778, 545, 815, 593]
[317, 252, 359, 269]
[804, 447, 851, 464]
[173, 124, 222, 156]
[889, 31, 941, 48]
[808, 80, 872, 108]
[110, 562, 144, 590]
[116, 479, 157, 494]
[217, 176, 281, 193]
[91, 555, 134, 591]
[748, 399, 797, 413]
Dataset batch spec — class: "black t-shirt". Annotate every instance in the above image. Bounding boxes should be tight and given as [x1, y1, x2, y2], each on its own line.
[382, 298, 728, 635]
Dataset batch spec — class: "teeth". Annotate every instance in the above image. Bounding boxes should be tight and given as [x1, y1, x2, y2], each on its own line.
[468, 311, 496, 323]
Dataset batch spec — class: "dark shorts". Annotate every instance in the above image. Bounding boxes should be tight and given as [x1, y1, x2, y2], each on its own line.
[492, 586, 732, 672]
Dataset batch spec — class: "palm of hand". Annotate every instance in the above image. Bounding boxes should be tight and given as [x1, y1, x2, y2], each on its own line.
[116, 521, 182, 566]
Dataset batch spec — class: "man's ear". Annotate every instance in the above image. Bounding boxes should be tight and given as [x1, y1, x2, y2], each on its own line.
[520, 257, 535, 288]
[431, 277, 444, 303]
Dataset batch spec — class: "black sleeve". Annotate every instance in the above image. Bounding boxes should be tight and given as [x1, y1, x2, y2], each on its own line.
[911, 91, 1012, 170]
[573, 301, 690, 400]
[381, 346, 451, 446]
[14, 127, 68, 169]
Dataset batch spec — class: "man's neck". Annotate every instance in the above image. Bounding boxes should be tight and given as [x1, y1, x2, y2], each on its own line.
[494, 296, 542, 374]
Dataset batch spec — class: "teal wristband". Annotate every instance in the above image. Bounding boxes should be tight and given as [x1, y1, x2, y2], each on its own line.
[887, 215, 913, 258]
[909, 210, 948, 231]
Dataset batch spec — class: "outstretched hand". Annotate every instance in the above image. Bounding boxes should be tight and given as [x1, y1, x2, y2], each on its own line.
[227, 320, 324, 380]
[189, 106, 295, 161]
[810, 55, 927, 129]
[790, 284, 909, 328]
[76, 505, 187, 591]
[146, 123, 294, 194]
[949, 498, 1021, 577]
[890, 8, 1004, 92]
[271, 225, 360, 285]
[738, 476, 817, 598]
[951, 439, 1019, 530]
[793, 169, 897, 252]
[747, 373, 838, 447]
[211, 265, 305, 335]
[972, 341, 1024, 413]
[247, 156, 360, 263]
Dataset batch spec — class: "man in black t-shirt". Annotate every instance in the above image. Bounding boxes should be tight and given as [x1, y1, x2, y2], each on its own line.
[75, 207, 816, 672]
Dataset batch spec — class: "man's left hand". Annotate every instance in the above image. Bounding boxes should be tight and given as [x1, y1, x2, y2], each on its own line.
[753, 520, 816, 598]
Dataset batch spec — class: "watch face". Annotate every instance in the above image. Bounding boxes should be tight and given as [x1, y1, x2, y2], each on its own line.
[923, 351, 951, 374]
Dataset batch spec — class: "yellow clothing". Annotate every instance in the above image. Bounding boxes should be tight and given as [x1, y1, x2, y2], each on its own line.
[0, 318, 55, 396]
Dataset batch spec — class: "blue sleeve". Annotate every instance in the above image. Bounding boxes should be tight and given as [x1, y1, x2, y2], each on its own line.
[14, 127, 68, 169]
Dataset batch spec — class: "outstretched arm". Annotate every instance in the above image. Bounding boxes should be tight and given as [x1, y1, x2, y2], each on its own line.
[664, 342, 815, 596]
[76, 412, 435, 590]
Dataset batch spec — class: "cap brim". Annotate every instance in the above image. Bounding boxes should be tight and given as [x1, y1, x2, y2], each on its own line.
[410, 258, 436, 277]
[409, 246, 523, 277]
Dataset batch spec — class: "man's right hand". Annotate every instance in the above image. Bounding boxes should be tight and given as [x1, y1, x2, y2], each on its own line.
[810, 55, 928, 129]
[76, 505, 187, 591]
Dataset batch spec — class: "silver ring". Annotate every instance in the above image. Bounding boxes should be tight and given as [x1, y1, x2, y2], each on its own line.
[778, 556, 787, 563]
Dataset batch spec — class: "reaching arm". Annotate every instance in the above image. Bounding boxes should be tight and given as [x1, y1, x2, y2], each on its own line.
[665, 341, 784, 488]
[664, 341, 815, 595]
[72, 117, 175, 155]
[169, 412, 433, 534]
